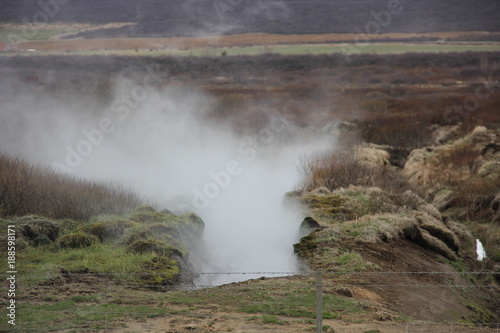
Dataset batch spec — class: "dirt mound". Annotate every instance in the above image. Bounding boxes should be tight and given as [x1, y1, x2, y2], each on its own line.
[292, 186, 499, 324]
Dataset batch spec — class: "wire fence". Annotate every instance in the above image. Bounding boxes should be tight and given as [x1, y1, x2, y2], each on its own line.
[1, 271, 499, 332]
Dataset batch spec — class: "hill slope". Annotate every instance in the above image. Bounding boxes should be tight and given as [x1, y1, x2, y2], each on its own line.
[1, 0, 500, 37]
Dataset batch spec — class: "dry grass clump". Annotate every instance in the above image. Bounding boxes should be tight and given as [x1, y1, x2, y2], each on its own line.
[355, 213, 459, 260]
[417, 229, 458, 261]
[356, 214, 419, 243]
[0, 153, 144, 220]
[415, 212, 460, 253]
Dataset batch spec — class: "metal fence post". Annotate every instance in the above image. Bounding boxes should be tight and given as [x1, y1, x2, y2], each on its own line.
[316, 271, 323, 333]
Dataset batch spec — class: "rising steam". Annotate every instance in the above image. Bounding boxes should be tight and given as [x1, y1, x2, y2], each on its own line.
[0, 72, 333, 285]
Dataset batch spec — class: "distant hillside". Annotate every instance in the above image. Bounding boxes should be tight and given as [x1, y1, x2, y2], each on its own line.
[1, 0, 500, 38]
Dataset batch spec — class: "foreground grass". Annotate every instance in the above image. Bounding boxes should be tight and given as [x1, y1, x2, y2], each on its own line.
[16, 244, 157, 285]
[7, 277, 370, 331]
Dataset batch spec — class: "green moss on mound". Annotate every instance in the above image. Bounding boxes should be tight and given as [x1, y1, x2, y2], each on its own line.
[139, 256, 181, 286]
[80, 220, 140, 242]
[134, 205, 157, 213]
[301, 194, 354, 221]
[10, 206, 204, 289]
[59, 233, 98, 249]
[19, 216, 60, 246]
[126, 210, 205, 238]
[127, 239, 185, 258]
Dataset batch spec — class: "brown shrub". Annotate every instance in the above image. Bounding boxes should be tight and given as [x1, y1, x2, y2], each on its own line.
[452, 177, 500, 221]
[298, 152, 412, 193]
[437, 143, 480, 175]
[212, 92, 248, 114]
[358, 113, 432, 151]
[298, 153, 374, 191]
[0, 153, 143, 221]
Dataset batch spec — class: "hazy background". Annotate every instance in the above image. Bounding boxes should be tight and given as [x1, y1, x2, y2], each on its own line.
[2, 0, 499, 37]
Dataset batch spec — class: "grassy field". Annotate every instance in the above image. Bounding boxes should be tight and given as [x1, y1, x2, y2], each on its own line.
[0, 28, 76, 43]
[4, 42, 500, 57]
[196, 43, 500, 57]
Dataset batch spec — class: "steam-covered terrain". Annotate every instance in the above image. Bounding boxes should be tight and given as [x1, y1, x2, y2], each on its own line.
[1, 0, 500, 331]
[1, 52, 499, 331]
[0, 65, 335, 286]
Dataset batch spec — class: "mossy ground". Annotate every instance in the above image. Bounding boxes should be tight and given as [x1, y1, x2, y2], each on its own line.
[0, 206, 205, 287]
[5, 274, 374, 332]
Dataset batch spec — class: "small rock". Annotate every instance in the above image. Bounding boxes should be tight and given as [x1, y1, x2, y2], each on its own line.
[301, 216, 321, 229]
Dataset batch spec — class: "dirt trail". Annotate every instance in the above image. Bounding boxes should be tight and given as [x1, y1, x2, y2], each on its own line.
[108, 315, 499, 333]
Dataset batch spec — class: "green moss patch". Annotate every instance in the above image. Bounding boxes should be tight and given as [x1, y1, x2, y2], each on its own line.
[80, 219, 140, 242]
[59, 233, 98, 249]
[8, 205, 205, 291]
[126, 210, 205, 239]
[127, 239, 184, 258]
[139, 256, 181, 286]
[19, 216, 60, 246]
[301, 194, 355, 221]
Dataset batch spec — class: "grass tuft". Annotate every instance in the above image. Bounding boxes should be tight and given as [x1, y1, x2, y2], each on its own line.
[59, 232, 98, 249]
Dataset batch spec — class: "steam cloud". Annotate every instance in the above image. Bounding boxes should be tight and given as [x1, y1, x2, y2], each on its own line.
[0, 72, 333, 285]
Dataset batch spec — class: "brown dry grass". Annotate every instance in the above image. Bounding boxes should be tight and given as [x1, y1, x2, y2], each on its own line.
[452, 177, 500, 220]
[437, 143, 481, 175]
[358, 113, 433, 150]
